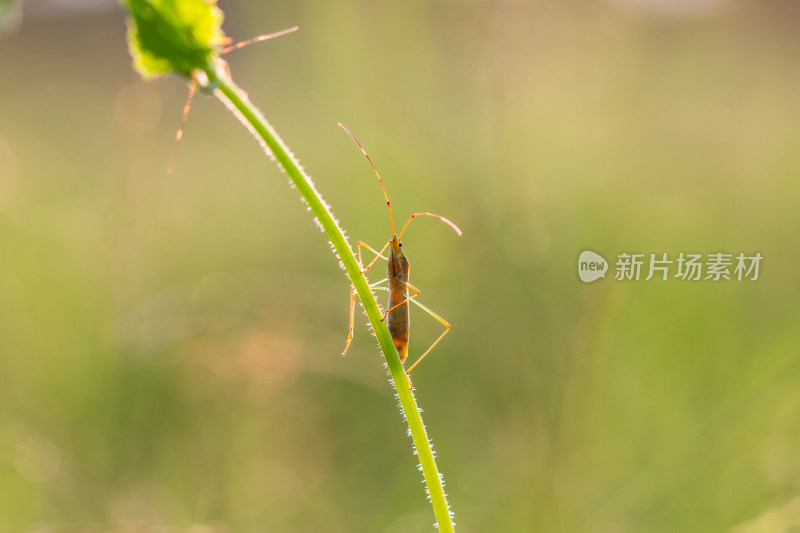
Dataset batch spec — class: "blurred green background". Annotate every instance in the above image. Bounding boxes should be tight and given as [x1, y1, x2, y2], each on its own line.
[2, 0, 800, 531]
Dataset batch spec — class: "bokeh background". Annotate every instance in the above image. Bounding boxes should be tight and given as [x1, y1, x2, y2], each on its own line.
[2, 0, 800, 531]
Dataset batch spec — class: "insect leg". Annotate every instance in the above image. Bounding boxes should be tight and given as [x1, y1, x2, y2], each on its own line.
[403, 297, 452, 376]
[343, 240, 390, 356]
[168, 27, 298, 174]
[342, 287, 357, 356]
[382, 280, 421, 320]
[371, 285, 452, 378]
[357, 240, 390, 272]
[167, 81, 197, 175]
[220, 26, 299, 55]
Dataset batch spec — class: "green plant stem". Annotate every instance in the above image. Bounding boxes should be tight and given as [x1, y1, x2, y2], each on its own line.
[207, 63, 454, 532]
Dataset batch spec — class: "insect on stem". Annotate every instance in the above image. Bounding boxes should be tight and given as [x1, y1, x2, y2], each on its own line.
[339, 124, 461, 377]
[167, 26, 300, 174]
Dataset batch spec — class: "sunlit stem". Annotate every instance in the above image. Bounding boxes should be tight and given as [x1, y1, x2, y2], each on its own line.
[206, 63, 455, 533]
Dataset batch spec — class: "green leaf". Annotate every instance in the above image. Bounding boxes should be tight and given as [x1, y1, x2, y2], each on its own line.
[121, 0, 226, 79]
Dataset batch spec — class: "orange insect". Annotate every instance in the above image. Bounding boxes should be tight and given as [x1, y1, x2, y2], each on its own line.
[339, 123, 462, 376]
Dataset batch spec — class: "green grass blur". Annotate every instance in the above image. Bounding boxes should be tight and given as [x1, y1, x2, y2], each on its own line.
[1, 1, 800, 531]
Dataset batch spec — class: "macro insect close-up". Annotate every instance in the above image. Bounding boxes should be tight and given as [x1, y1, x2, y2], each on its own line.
[2, 1, 800, 532]
[338, 123, 462, 380]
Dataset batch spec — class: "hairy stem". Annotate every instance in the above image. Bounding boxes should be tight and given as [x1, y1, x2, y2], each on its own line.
[206, 63, 454, 532]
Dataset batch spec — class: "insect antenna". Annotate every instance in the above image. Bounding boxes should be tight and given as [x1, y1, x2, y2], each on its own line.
[338, 123, 395, 236]
[397, 212, 462, 241]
